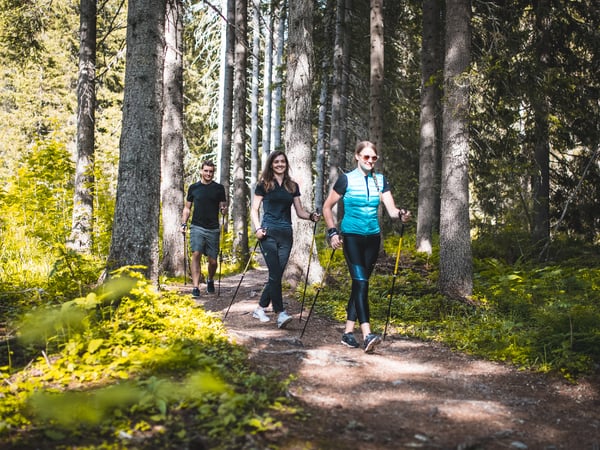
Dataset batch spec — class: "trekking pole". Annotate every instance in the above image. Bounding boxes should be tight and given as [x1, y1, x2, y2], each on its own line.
[217, 212, 226, 297]
[224, 239, 260, 318]
[299, 210, 319, 322]
[299, 248, 336, 339]
[383, 223, 405, 340]
[183, 227, 188, 285]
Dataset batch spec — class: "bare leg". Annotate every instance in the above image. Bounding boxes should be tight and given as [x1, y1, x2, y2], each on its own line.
[207, 256, 218, 280]
[191, 251, 201, 288]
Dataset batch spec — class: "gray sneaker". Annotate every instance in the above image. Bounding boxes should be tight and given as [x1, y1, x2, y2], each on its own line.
[277, 311, 293, 329]
[363, 333, 382, 353]
[252, 307, 270, 322]
[341, 332, 360, 348]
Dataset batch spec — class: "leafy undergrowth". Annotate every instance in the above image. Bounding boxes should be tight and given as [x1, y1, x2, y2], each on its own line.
[310, 234, 600, 381]
[0, 267, 291, 449]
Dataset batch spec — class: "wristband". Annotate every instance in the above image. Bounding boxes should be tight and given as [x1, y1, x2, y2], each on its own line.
[181, 223, 187, 228]
[327, 227, 338, 238]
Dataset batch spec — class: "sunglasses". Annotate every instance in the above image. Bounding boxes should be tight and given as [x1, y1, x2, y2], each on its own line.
[360, 154, 378, 162]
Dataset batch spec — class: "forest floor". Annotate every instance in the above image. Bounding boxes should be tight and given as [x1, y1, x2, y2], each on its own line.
[188, 258, 600, 450]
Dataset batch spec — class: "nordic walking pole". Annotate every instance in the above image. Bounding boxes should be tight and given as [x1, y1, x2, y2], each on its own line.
[182, 226, 188, 285]
[300, 248, 336, 339]
[224, 240, 260, 318]
[217, 212, 226, 297]
[383, 223, 405, 340]
[299, 210, 319, 321]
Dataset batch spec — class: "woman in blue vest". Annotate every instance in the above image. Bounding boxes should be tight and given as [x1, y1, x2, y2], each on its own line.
[323, 141, 410, 353]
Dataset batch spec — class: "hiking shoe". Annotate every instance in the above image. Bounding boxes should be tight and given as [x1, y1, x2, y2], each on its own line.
[363, 333, 382, 353]
[341, 332, 360, 348]
[277, 311, 293, 329]
[253, 307, 270, 322]
[206, 279, 215, 293]
[192, 287, 201, 298]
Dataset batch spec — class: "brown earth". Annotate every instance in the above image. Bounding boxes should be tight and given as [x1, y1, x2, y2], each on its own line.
[191, 261, 600, 450]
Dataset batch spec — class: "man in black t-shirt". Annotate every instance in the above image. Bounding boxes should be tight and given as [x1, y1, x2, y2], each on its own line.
[181, 161, 227, 296]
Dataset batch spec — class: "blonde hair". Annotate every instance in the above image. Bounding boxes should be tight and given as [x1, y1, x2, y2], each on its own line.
[354, 141, 380, 192]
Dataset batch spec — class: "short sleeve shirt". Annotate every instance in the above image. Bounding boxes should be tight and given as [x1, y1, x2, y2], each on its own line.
[186, 181, 226, 229]
[255, 181, 300, 230]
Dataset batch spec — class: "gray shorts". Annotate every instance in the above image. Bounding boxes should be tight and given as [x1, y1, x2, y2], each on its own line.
[190, 225, 220, 259]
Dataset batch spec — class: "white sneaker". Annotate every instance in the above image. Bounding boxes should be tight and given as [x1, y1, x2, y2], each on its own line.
[277, 311, 293, 329]
[252, 307, 270, 322]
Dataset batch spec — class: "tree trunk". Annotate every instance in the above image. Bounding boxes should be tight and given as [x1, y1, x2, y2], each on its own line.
[270, 2, 285, 151]
[219, 0, 235, 195]
[315, 0, 334, 211]
[250, 1, 261, 195]
[232, 0, 249, 262]
[439, 0, 472, 299]
[329, 0, 345, 181]
[369, 0, 384, 148]
[416, 0, 443, 255]
[261, 2, 274, 165]
[107, 0, 166, 283]
[531, 0, 551, 249]
[160, 0, 185, 277]
[285, 0, 323, 286]
[68, 0, 96, 254]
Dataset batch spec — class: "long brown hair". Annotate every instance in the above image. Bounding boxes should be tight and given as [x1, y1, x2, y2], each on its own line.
[354, 141, 380, 193]
[259, 150, 298, 193]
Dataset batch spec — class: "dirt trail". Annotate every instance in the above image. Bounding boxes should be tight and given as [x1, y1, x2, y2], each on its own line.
[187, 264, 599, 450]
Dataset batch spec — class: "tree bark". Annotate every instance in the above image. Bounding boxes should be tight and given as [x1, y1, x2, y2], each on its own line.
[369, 0, 384, 148]
[531, 0, 551, 249]
[439, 0, 472, 299]
[250, 1, 261, 195]
[219, 0, 235, 195]
[285, 0, 323, 286]
[68, 0, 96, 254]
[160, 0, 185, 277]
[107, 0, 166, 283]
[232, 0, 249, 262]
[416, 0, 443, 255]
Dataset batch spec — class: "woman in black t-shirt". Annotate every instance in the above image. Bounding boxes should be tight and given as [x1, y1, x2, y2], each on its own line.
[250, 150, 320, 329]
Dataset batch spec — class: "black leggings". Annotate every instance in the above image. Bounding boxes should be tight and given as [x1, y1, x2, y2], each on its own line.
[342, 233, 380, 324]
[258, 227, 293, 313]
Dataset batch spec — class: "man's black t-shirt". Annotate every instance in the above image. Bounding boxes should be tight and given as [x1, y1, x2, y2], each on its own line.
[186, 181, 226, 229]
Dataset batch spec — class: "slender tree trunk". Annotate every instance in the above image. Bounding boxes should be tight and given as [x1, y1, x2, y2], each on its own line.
[416, 0, 443, 255]
[232, 0, 249, 261]
[161, 0, 184, 277]
[107, 0, 167, 282]
[339, 0, 352, 162]
[329, 0, 345, 182]
[261, 1, 274, 166]
[219, 0, 236, 195]
[286, 0, 322, 285]
[250, 1, 261, 196]
[369, 0, 384, 148]
[270, 1, 285, 151]
[315, 0, 334, 211]
[68, 0, 96, 254]
[531, 0, 551, 249]
[439, 0, 472, 299]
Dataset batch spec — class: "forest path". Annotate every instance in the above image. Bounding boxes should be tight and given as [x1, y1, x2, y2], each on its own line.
[180, 262, 599, 450]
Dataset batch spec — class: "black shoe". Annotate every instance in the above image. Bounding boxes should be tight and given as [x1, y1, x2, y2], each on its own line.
[341, 333, 360, 348]
[206, 280, 215, 293]
[192, 287, 200, 297]
[363, 333, 381, 353]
